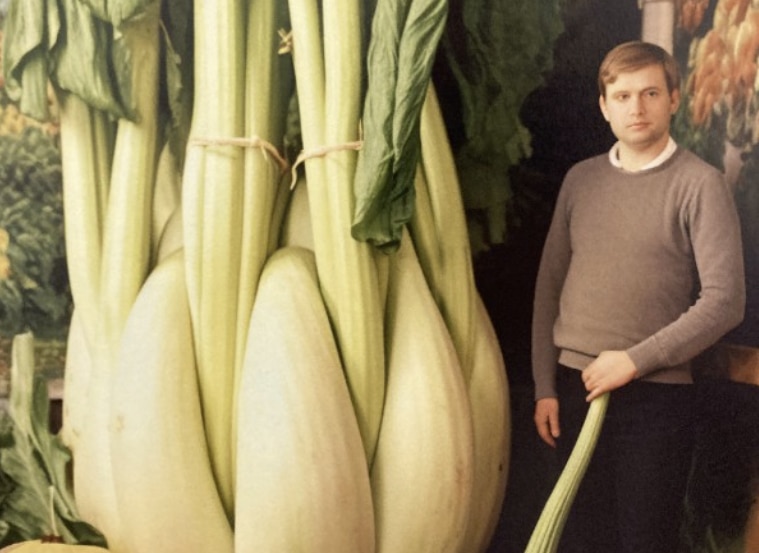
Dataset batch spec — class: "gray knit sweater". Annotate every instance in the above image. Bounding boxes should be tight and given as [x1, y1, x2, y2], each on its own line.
[531, 146, 746, 400]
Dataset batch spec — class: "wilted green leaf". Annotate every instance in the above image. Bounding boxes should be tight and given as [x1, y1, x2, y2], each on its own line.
[351, 0, 448, 251]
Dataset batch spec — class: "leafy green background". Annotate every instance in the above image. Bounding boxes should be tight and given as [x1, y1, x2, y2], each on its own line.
[0, 123, 69, 341]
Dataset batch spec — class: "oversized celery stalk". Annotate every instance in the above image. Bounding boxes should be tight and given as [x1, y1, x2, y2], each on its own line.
[287, 0, 385, 464]
[183, 0, 246, 517]
[525, 394, 610, 553]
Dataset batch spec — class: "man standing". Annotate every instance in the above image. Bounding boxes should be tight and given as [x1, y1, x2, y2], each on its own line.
[531, 41, 745, 552]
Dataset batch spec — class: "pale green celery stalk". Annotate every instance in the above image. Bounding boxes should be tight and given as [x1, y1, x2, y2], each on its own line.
[318, 0, 386, 465]
[525, 393, 610, 553]
[99, 5, 161, 350]
[56, 93, 112, 458]
[408, 163, 444, 295]
[412, 140, 514, 553]
[182, 143, 205, 343]
[150, 143, 182, 264]
[233, 0, 291, 404]
[282, 0, 328, 281]
[417, 83, 476, 382]
[184, 0, 246, 518]
[267, 173, 297, 252]
[288, 0, 385, 464]
[56, 93, 113, 351]
[286, 0, 326, 187]
[70, 7, 162, 552]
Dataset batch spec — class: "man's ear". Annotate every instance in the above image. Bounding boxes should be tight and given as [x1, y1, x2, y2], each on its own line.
[670, 88, 681, 114]
[599, 94, 610, 122]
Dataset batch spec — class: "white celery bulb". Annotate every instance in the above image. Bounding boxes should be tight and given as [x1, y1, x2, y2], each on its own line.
[235, 247, 375, 552]
[460, 295, 512, 552]
[59, 310, 91, 452]
[371, 230, 474, 553]
[110, 250, 234, 553]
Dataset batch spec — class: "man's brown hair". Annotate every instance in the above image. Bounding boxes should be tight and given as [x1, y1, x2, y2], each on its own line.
[598, 41, 681, 97]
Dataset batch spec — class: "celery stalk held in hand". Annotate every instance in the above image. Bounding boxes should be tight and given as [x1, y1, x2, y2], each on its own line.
[525, 394, 610, 553]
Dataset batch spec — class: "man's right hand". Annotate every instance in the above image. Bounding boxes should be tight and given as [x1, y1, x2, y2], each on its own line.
[534, 397, 560, 448]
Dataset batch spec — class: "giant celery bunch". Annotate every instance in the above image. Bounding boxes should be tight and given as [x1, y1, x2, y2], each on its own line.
[3, 0, 516, 551]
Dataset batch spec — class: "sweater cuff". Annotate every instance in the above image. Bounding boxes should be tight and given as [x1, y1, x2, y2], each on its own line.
[626, 336, 666, 377]
[533, 374, 558, 401]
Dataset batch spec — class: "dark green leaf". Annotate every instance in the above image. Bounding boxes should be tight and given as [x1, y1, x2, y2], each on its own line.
[51, 0, 132, 118]
[442, 0, 563, 246]
[161, 0, 194, 167]
[1, 0, 58, 121]
[351, 0, 448, 252]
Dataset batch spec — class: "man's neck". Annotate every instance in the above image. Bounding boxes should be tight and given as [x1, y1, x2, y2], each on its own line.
[611, 137, 676, 172]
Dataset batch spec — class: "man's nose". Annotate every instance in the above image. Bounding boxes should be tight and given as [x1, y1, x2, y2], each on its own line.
[629, 95, 644, 114]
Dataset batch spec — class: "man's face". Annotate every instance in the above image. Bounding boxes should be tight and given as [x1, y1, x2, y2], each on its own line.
[599, 64, 680, 158]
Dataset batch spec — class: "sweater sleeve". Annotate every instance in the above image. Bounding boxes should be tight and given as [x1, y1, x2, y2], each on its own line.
[626, 174, 746, 376]
[531, 179, 573, 400]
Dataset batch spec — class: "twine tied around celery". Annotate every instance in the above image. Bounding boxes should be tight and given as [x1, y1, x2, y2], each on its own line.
[278, 29, 293, 55]
[276, 28, 363, 188]
[289, 140, 363, 189]
[189, 135, 290, 174]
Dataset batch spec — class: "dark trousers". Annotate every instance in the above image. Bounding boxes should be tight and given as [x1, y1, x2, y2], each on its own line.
[555, 365, 696, 553]
[686, 378, 759, 545]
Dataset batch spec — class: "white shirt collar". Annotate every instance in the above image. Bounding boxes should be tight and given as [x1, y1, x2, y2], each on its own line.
[608, 136, 677, 171]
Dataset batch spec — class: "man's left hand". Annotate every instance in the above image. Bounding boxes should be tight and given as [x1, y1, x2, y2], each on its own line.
[582, 350, 638, 401]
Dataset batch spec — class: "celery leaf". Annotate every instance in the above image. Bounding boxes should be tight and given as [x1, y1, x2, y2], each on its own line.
[0, 333, 106, 547]
[351, 0, 447, 252]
